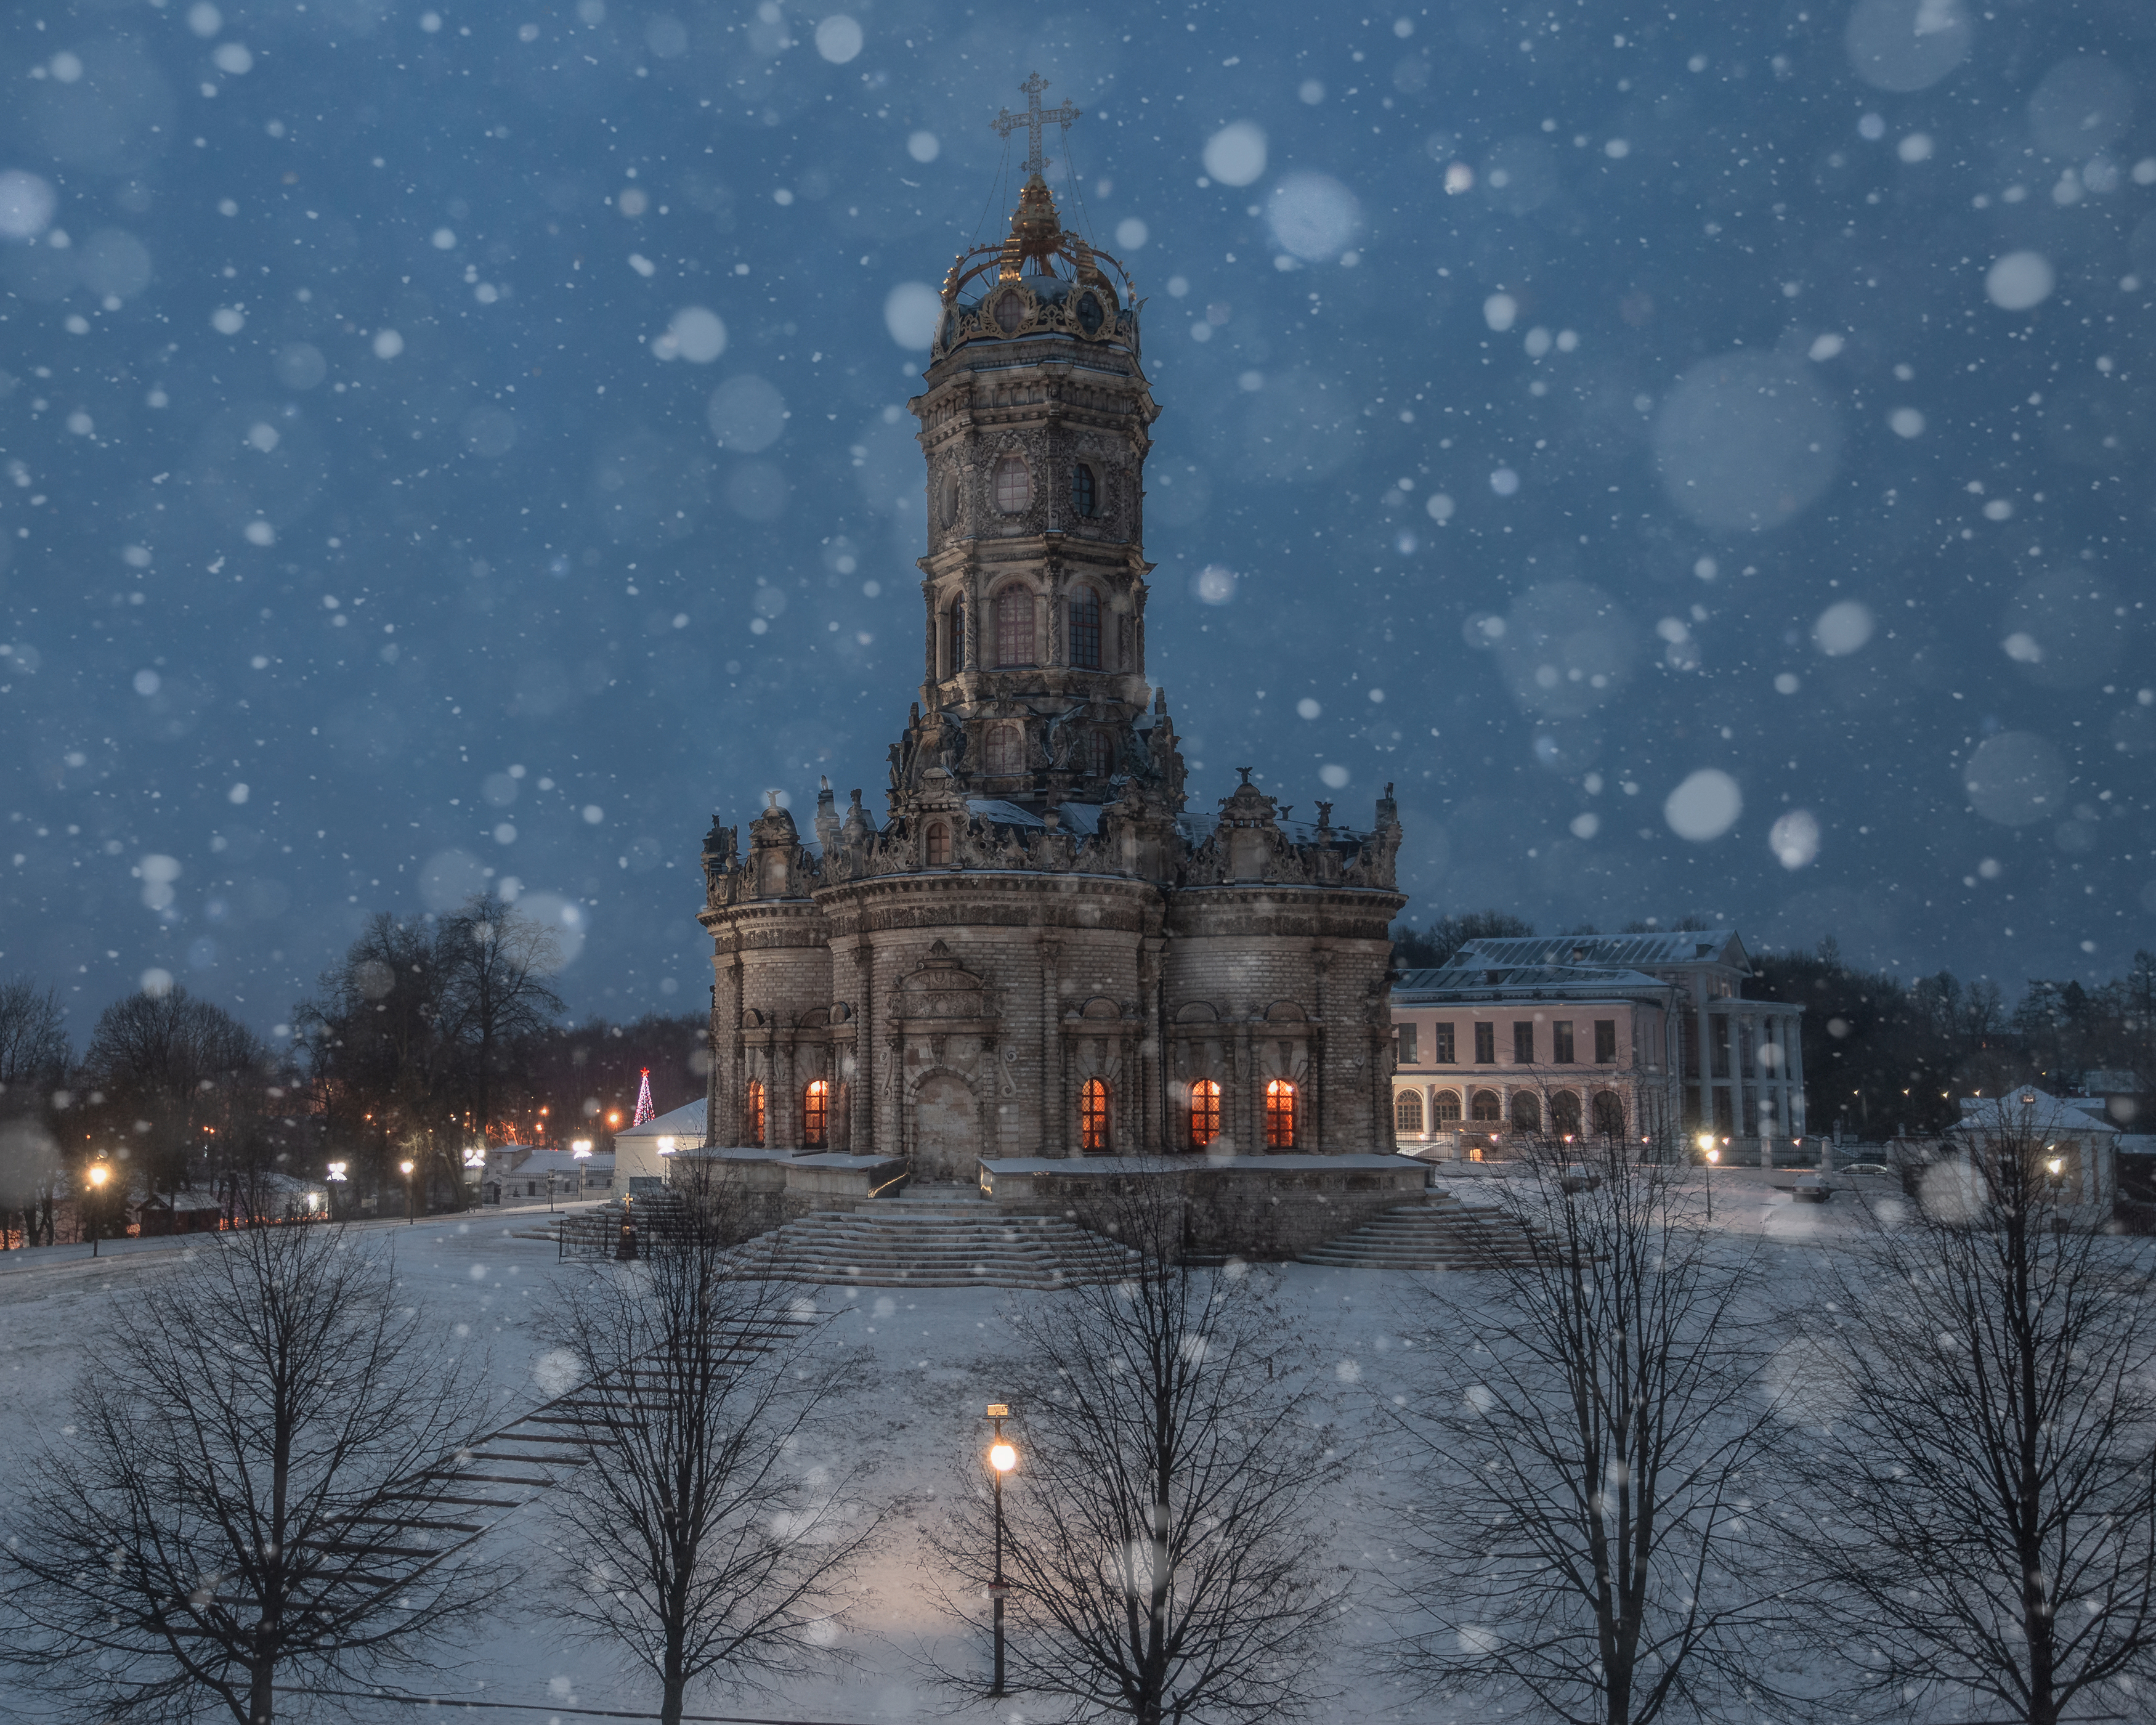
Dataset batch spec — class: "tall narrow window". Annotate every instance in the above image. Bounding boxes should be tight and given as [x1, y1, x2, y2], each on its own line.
[996, 589, 1034, 666]
[1433, 1022, 1456, 1064]
[1395, 1091, 1424, 1134]
[745, 1080, 766, 1148]
[992, 455, 1031, 513]
[1068, 588, 1101, 669]
[949, 598, 966, 675]
[1188, 1079, 1221, 1149]
[1395, 1022, 1419, 1065]
[1079, 1078, 1111, 1153]
[985, 725, 1023, 775]
[1513, 1021, 1536, 1064]
[803, 1079, 829, 1148]
[1592, 1091, 1626, 1138]
[1086, 728, 1113, 776]
[1512, 1091, 1542, 1131]
[925, 822, 952, 867]
[1552, 1020, 1575, 1064]
[1265, 1079, 1298, 1149]
[1070, 462, 1097, 516]
[1594, 1019, 1618, 1063]
[1473, 1022, 1496, 1064]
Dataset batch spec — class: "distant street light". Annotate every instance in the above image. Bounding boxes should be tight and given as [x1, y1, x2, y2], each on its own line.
[325, 1159, 348, 1223]
[985, 1402, 1018, 1697]
[1704, 1142, 1720, 1223]
[399, 1158, 416, 1225]
[86, 1162, 110, 1258]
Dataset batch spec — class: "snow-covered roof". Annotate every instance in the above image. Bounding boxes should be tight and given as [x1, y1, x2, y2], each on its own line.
[613, 1097, 707, 1142]
[1394, 964, 1677, 1002]
[1442, 932, 1748, 972]
[1956, 1088, 2122, 1136]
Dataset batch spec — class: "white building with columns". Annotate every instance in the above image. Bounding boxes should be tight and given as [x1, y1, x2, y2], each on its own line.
[1392, 930, 1805, 1165]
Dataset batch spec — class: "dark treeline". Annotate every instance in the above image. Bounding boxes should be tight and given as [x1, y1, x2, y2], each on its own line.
[0, 898, 709, 1236]
[1392, 914, 2156, 1142]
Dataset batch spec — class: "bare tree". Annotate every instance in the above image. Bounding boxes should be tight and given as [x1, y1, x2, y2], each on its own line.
[437, 896, 563, 1152]
[1789, 1096, 2156, 1725]
[0, 1224, 507, 1724]
[81, 985, 270, 1206]
[0, 975, 70, 1097]
[0, 1115, 61, 1249]
[0, 978, 70, 1247]
[931, 1182, 1343, 1725]
[537, 1165, 875, 1725]
[1390, 1134, 1780, 1725]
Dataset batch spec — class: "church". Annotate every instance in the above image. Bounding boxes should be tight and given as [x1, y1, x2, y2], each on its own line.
[689, 86, 1406, 1222]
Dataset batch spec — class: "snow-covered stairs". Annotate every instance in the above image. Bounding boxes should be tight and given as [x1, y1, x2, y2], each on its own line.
[335, 1307, 821, 1567]
[1299, 1195, 1542, 1272]
[732, 1201, 1144, 1291]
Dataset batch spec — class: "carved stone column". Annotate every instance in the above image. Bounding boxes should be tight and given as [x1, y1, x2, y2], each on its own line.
[853, 941, 875, 1155]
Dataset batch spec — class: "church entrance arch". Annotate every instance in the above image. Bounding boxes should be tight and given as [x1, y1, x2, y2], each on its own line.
[912, 1071, 980, 1183]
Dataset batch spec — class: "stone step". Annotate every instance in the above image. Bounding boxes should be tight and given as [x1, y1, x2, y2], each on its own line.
[1299, 1199, 1542, 1272]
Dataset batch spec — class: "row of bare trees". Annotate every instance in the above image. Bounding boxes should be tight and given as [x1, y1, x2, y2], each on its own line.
[6, 1113, 2152, 1724]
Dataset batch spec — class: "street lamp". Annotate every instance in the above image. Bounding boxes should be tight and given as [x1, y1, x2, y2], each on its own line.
[86, 1161, 110, 1257]
[399, 1158, 416, 1224]
[326, 1161, 347, 1223]
[1698, 1133, 1719, 1223]
[986, 1402, 1018, 1697]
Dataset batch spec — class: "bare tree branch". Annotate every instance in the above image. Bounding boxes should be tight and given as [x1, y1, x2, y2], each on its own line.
[0, 1224, 511, 1725]
[1390, 1134, 1787, 1725]
[1789, 1096, 2156, 1725]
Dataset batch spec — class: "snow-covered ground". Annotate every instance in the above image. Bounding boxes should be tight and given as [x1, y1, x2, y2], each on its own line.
[2, 1178, 2143, 1723]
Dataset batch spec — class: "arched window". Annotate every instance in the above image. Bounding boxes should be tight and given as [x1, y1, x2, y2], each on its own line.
[985, 725, 1023, 776]
[925, 822, 952, 868]
[1552, 1090, 1583, 1137]
[1079, 1078, 1111, 1153]
[949, 598, 966, 675]
[1265, 1079, 1298, 1149]
[1068, 587, 1101, 669]
[1188, 1079, 1221, 1150]
[1432, 1089, 1463, 1123]
[803, 1079, 830, 1148]
[1591, 1090, 1626, 1139]
[1395, 1091, 1425, 1135]
[1470, 1089, 1502, 1122]
[1071, 462, 1097, 517]
[996, 588, 1034, 667]
[1511, 1091, 1542, 1132]
[745, 1080, 766, 1147]
[1086, 728, 1113, 776]
[992, 455, 1031, 514]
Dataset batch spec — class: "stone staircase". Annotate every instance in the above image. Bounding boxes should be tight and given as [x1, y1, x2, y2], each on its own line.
[1299, 1194, 1544, 1272]
[735, 1201, 1144, 1290]
[281, 1304, 818, 1605]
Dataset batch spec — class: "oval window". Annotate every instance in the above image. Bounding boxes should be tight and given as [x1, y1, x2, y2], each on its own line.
[993, 291, 1026, 335]
[1074, 291, 1104, 335]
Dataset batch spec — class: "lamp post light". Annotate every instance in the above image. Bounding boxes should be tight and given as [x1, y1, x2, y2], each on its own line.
[986, 1402, 1018, 1697]
[86, 1161, 110, 1257]
[399, 1158, 416, 1224]
[1698, 1132, 1719, 1223]
[325, 1161, 347, 1223]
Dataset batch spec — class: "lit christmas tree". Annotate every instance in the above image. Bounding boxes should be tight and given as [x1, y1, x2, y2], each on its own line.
[631, 1067, 655, 1128]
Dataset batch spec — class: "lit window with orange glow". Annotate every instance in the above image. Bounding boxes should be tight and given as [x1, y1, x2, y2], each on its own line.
[1265, 1079, 1297, 1149]
[745, 1081, 766, 1148]
[1188, 1079, 1220, 1150]
[803, 1079, 830, 1148]
[1079, 1078, 1111, 1153]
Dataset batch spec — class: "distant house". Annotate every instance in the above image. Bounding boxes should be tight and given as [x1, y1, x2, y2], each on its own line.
[1935, 1087, 2121, 1220]
[1391, 930, 1805, 1165]
[481, 1144, 615, 1205]
[611, 1100, 705, 1194]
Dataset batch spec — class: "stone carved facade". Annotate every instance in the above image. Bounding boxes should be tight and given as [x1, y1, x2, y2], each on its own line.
[695, 163, 1404, 1183]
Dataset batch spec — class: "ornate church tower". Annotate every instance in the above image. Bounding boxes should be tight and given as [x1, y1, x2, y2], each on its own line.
[693, 79, 1404, 1197]
[883, 79, 1186, 876]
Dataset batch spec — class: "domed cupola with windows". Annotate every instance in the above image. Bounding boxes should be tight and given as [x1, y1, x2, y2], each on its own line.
[897, 71, 1164, 824]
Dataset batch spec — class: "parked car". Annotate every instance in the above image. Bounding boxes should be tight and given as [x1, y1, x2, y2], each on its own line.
[1793, 1173, 1832, 1203]
[1562, 1164, 1602, 1194]
[1836, 1163, 1892, 1177]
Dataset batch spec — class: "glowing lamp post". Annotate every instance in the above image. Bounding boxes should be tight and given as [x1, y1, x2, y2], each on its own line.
[399, 1158, 416, 1224]
[986, 1402, 1018, 1697]
[1699, 1132, 1719, 1222]
[326, 1160, 347, 1222]
[86, 1161, 110, 1257]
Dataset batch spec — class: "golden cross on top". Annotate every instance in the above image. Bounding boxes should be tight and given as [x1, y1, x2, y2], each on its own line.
[993, 71, 1080, 179]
